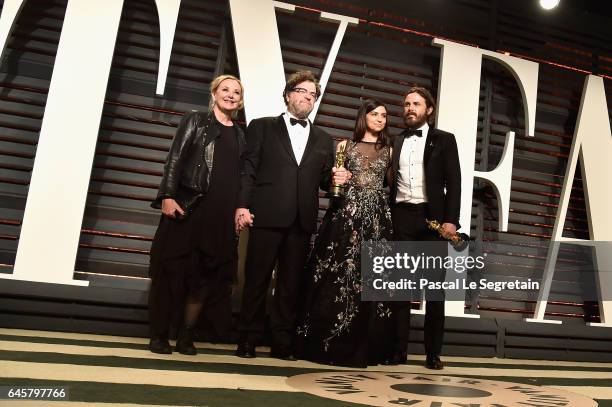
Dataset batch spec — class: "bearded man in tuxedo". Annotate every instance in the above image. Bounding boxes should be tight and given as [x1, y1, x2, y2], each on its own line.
[234, 71, 350, 360]
[387, 86, 461, 370]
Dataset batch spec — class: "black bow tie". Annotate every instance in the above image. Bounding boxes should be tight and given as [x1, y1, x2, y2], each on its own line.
[290, 118, 308, 127]
[404, 129, 423, 138]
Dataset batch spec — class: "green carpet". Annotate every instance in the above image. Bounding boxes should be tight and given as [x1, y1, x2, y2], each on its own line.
[1, 328, 610, 406]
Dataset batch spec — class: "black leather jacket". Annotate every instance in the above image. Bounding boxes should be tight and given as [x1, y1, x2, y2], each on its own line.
[151, 111, 246, 211]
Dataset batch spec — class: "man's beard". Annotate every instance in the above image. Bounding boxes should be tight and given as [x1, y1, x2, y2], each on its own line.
[289, 100, 312, 119]
[404, 113, 428, 129]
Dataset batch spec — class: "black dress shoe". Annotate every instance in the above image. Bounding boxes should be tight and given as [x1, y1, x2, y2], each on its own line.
[175, 326, 197, 355]
[425, 355, 444, 370]
[270, 348, 297, 361]
[149, 337, 172, 354]
[382, 352, 408, 366]
[235, 342, 256, 358]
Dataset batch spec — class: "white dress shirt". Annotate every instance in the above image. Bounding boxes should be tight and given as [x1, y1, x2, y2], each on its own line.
[396, 122, 429, 203]
[282, 111, 310, 165]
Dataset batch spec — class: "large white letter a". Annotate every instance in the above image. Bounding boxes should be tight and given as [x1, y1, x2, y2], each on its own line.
[528, 75, 612, 326]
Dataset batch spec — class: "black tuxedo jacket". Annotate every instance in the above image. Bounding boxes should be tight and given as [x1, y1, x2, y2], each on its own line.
[239, 114, 334, 232]
[389, 127, 461, 229]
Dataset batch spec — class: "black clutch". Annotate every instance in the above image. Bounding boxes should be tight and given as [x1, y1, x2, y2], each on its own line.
[173, 188, 202, 220]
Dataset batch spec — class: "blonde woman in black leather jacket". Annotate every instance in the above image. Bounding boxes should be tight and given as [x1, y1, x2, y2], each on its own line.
[148, 74, 246, 355]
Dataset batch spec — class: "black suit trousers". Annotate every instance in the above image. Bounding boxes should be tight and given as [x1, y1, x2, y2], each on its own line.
[238, 220, 311, 350]
[391, 203, 446, 357]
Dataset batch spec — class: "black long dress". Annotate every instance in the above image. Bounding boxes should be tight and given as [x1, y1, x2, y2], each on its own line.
[296, 141, 394, 368]
[148, 117, 239, 339]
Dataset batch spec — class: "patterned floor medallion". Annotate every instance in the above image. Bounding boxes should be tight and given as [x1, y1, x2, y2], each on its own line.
[287, 372, 598, 406]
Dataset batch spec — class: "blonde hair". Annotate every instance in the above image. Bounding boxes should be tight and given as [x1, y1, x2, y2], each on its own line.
[209, 74, 244, 113]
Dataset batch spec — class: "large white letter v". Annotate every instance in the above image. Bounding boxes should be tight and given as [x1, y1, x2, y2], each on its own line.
[228, 0, 357, 123]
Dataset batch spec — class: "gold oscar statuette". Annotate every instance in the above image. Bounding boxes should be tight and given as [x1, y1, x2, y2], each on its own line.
[329, 143, 346, 198]
[426, 219, 470, 251]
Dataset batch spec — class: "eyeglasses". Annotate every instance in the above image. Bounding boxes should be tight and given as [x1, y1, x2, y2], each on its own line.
[292, 87, 318, 100]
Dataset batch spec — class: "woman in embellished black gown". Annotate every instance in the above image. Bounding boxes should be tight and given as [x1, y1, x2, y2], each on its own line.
[296, 99, 394, 367]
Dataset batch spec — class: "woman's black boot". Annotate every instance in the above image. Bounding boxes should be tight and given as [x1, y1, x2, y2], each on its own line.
[176, 325, 197, 355]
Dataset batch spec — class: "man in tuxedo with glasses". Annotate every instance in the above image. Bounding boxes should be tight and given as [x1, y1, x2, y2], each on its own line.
[387, 86, 461, 370]
[234, 70, 350, 360]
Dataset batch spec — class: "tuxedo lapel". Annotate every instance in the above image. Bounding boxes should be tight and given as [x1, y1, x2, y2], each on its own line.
[424, 128, 438, 168]
[392, 131, 406, 172]
[275, 115, 298, 165]
[300, 122, 318, 167]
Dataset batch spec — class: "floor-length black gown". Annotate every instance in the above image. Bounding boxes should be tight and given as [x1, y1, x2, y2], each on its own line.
[148, 117, 240, 340]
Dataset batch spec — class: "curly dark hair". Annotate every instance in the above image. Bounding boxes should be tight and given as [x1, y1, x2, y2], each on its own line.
[282, 70, 321, 105]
